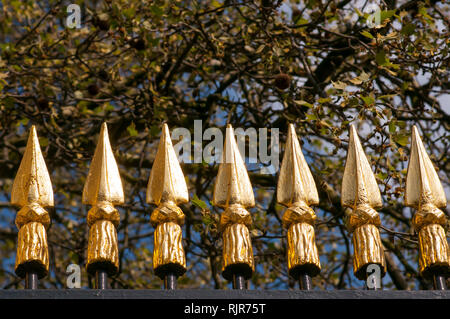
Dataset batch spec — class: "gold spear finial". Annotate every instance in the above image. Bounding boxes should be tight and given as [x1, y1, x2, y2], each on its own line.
[341, 124, 386, 280]
[83, 122, 124, 276]
[405, 125, 449, 278]
[277, 124, 321, 279]
[11, 125, 53, 279]
[146, 123, 189, 280]
[213, 124, 255, 281]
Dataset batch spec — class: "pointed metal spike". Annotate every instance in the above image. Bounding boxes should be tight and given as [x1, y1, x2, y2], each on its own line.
[277, 124, 319, 207]
[405, 125, 446, 209]
[82, 122, 124, 205]
[213, 124, 255, 208]
[341, 125, 382, 209]
[11, 125, 53, 208]
[147, 123, 189, 205]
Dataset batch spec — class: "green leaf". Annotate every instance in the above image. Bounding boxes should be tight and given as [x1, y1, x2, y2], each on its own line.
[361, 96, 375, 106]
[150, 5, 164, 17]
[376, 50, 387, 66]
[332, 81, 347, 90]
[294, 100, 314, 108]
[127, 122, 138, 137]
[192, 194, 208, 209]
[394, 134, 409, 146]
[317, 97, 332, 104]
[360, 31, 374, 39]
[389, 120, 396, 134]
[401, 23, 415, 36]
[380, 10, 396, 23]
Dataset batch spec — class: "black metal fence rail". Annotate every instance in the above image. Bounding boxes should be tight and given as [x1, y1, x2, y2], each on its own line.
[0, 289, 449, 299]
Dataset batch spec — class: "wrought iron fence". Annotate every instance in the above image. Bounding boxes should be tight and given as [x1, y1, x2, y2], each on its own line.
[4, 121, 449, 295]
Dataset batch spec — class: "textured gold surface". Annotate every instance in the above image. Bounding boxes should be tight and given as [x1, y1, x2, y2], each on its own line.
[146, 124, 188, 276]
[87, 220, 119, 273]
[15, 222, 48, 278]
[352, 224, 385, 278]
[213, 124, 255, 279]
[342, 125, 386, 279]
[405, 126, 449, 277]
[83, 123, 124, 206]
[153, 222, 186, 270]
[11, 126, 53, 208]
[222, 223, 254, 270]
[11, 126, 53, 278]
[286, 223, 320, 275]
[277, 124, 321, 275]
[83, 123, 123, 275]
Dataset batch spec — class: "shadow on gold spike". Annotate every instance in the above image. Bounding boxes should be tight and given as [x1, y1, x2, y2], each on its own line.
[212, 124, 255, 281]
[11, 125, 53, 279]
[147, 123, 188, 279]
[405, 125, 449, 278]
[277, 124, 321, 278]
[83, 122, 124, 276]
[341, 124, 385, 280]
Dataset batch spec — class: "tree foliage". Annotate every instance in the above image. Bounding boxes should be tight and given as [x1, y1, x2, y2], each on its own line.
[0, 0, 449, 289]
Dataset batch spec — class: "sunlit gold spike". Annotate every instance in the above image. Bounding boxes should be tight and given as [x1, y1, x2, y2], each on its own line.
[11, 126, 53, 208]
[277, 124, 321, 278]
[341, 125, 385, 280]
[213, 124, 255, 281]
[83, 122, 124, 276]
[146, 123, 188, 279]
[11, 125, 53, 279]
[147, 123, 189, 205]
[405, 125, 449, 277]
[405, 126, 446, 209]
[342, 125, 382, 210]
[277, 124, 319, 207]
[213, 124, 255, 208]
[82, 122, 124, 206]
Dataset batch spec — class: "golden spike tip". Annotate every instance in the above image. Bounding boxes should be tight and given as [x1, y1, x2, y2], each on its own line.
[212, 124, 255, 208]
[405, 125, 446, 209]
[146, 123, 189, 205]
[147, 123, 188, 279]
[277, 123, 318, 207]
[277, 124, 321, 278]
[213, 124, 255, 281]
[11, 125, 54, 208]
[341, 124, 382, 210]
[82, 122, 124, 206]
[11, 125, 52, 279]
[405, 126, 449, 277]
[341, 124, 385, 280]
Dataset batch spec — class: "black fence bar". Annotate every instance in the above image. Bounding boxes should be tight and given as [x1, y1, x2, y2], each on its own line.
[298, 273, 312, 290]
[25, 272, 38, 290]
[232, 274, 245, 290]
[95, 270, 108, 290]
[164, 273, 177, 290]
[433, 275, 447, 290]
[0, 290, 449, 299]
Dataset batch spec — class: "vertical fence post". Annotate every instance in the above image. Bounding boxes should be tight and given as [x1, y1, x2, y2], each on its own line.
[146, 123, 188, 290]
[11, 125, 53, 289]
[405, 126, 449, 290]
[212, 124, 255, 289]
[83, 123, 124, 289]
[341, 125, 386, 289]
[277, 124, 321, 290]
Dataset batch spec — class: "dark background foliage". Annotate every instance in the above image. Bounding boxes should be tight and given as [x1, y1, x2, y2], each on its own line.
[0, 0, 448, 289]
